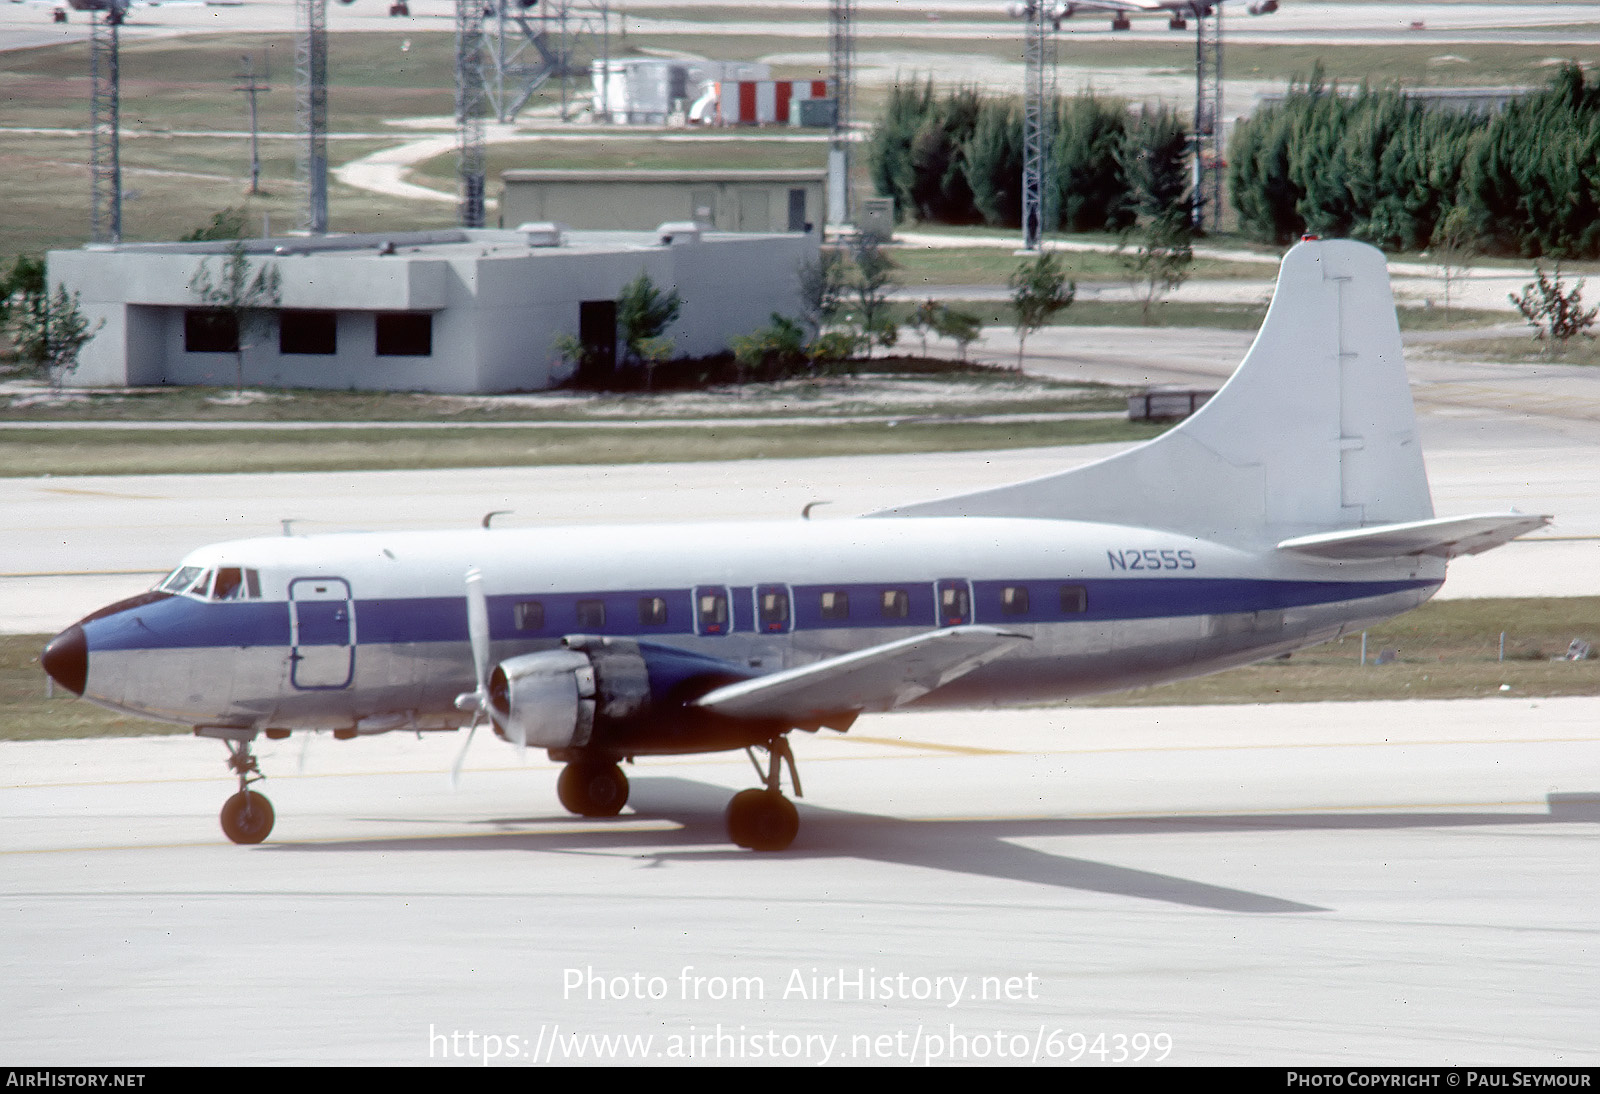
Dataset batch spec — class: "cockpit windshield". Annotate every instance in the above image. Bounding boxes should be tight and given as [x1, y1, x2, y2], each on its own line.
[155, 566, 204, 595]
[153, 565, 262, 600]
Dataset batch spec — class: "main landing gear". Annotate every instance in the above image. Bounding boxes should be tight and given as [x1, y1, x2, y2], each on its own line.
[556, 761, 630, 817]
[727, 737, 801, 852]
[552, 737, 804, 851]
[219, 736, 275, 844]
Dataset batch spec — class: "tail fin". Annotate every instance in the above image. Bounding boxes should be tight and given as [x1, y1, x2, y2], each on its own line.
[872, 238, 1434, 546]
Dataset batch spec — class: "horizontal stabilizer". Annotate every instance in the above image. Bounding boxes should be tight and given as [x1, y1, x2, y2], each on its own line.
[1276, 512, 1551, 560]
[692, 625, 1029, 725]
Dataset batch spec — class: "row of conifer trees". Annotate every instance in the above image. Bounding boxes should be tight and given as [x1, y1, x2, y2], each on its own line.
[1229, 63, 1600, 258]
[865, 80, 1192, 234]
[867, 64, 1600, 259]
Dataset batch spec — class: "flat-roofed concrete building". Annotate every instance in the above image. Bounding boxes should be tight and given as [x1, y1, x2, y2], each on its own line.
[500, 168, 827, 234]
[49, 225, 818, 394]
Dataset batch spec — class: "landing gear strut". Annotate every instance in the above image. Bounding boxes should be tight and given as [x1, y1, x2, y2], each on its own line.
[557, 761, 630, 817]
[727, 737, 801, 851]
[219, 736, 274, 844]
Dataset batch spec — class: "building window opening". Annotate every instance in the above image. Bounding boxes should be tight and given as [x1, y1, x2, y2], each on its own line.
[280, 310, 338, 355]
[375, 312, 433, 356]
[184, 309, 239, 353]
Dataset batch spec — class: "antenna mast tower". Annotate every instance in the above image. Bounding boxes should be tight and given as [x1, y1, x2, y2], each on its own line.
[89, 5, 123, 244]
[1020, 1, 1058, 251]
[456, 0, 488, 228]
[296, 0, 329, 235]
[1192, 3, 1224, 231]
[827, 0, 854, 226]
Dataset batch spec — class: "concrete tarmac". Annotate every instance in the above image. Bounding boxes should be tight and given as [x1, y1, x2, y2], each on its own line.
[3, 698, 1597, 1065]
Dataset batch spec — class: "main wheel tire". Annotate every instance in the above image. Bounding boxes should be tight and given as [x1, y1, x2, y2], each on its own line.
[725, 788, 798, 852]
[557, 763, 629, 817]
[220, 790, 274, 844]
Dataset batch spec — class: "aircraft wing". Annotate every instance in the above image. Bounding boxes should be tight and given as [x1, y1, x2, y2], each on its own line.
[1276, 512, 1552, 561]
[691, 625, 1030, 726]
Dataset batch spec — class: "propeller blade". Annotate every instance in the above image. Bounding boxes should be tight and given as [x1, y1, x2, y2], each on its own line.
[465, 567, 491, 693]
[451, 716, 479, 788]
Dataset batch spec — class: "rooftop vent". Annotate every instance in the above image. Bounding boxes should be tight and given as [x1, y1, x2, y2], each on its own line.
[656, 221, 701, 245]
[515, 222, 565, 247]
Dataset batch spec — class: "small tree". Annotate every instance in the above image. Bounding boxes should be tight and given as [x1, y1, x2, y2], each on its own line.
[932, 304, 982, 363]
[616, 270, 682, 376]
[846, 231, 900, 359]
[188, 241, 282, 396]
[730, 313, 809, 384]
[182, 208, 247, 243]
[908, 298, 941, 357]
[10, 284, 102, 390]
[1431, 204, 1479, 320]
[551, 332, 590, 386]
[1510, 263, 1598, 354]
[1, 255, 48, 361]
[1121, 213, 1194, 322]
[1118, 106, 1195, 322]
[1008, 252, 1074, 369]
[635, 335, 674, 392]
[796, 249, 849, 342]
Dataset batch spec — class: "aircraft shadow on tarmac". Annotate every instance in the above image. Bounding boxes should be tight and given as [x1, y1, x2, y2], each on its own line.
[266, 776, 1594, 915]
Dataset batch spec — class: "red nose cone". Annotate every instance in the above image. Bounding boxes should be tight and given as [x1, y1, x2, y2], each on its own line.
[42, 625, 88, 696]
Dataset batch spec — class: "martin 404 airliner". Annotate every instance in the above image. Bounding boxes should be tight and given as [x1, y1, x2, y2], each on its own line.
[41, 239, 1546, 851]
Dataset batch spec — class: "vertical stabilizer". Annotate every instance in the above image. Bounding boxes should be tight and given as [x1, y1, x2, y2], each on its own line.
[872, 239, 1434, 545]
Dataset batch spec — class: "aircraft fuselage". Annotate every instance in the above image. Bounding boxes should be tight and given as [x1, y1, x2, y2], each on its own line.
[50, 515, 1442, 747]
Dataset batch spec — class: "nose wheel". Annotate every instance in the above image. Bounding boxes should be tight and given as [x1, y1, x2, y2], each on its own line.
[218, 735, 275, 844]
[221, 790, 275, 844]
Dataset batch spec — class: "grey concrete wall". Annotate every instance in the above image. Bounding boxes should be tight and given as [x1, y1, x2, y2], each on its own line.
[501, 177, 825, 234]
[47, 228, 820, 394]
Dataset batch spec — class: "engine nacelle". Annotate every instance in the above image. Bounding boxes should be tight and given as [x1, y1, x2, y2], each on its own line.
[1249, 1, 1279, 14]
[488, 636, 736, 751]
[489, 648, 599, 749]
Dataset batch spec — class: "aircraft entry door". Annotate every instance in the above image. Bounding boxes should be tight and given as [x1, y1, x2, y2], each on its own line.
[289, 577, 355, 689]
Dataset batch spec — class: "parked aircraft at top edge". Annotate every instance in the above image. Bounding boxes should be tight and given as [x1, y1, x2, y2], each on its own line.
[40, 238, 1547, 851]
[1005, 0, 1280, 33]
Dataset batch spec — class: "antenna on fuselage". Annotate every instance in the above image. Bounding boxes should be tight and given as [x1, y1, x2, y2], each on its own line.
[802, 501, 831, 521]
[280, 519, 298, 536]
[482, 510, 512, 529]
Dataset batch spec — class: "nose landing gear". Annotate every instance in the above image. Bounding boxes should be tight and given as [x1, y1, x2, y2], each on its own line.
[218, 735, 275, 844]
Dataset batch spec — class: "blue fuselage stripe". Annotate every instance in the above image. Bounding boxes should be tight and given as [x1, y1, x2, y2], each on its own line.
[81, 577, 1441, 652]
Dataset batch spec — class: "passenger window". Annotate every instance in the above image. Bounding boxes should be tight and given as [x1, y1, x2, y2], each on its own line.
[576, 599, 606, 629]
[1001, 586, 1030, 616]
[940, 585, 970, 623]
[514, 601, 545, 631]
[1059, 585, 1088, 613]
[639, 596, 668, 626]
[759, 589, 790, 630]
[820, 590, 849, 621]
[698, 592, 728, 634]
[880, 589, 909, 619]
